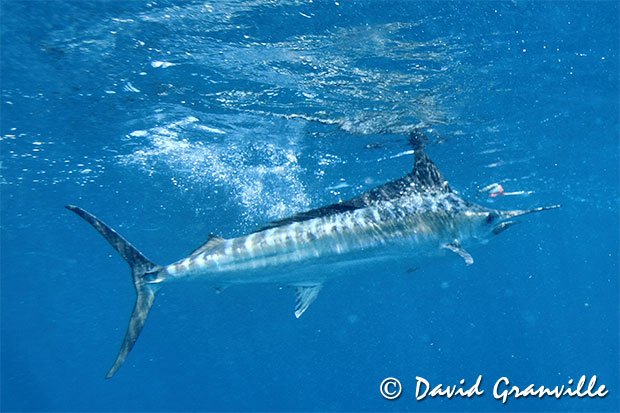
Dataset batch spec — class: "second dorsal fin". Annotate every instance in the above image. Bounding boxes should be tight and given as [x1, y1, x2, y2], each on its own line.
[189, 233, 225, 257]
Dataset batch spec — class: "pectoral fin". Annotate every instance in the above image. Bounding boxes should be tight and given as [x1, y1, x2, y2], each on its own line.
[293, 284, 322, 318]
[443, 241, 474, 265]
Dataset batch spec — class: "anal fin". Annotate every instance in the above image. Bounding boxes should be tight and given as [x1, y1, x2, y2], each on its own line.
[293, 285, 322, 318]
[443, 241, 474, 265]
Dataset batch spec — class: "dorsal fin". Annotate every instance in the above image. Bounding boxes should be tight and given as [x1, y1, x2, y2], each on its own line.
[251, 201, 363, 233]
[349, 146, 451, 201]
[189, 233, 225, 256]
[410, 149, 451, 192]
[408, 129, 451, 192]
[251, 131, 450, 233]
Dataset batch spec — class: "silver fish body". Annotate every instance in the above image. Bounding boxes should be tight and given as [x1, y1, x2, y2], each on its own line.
[164, 192, 477, 285]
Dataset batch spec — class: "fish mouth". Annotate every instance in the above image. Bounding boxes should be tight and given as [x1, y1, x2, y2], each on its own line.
[493, 220, 518, 235]
[493, 204, 560, 235]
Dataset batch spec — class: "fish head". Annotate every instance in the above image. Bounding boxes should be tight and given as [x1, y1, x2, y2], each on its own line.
[458, 204, 560, 242]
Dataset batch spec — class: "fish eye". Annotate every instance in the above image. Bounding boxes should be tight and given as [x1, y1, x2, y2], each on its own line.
[486, 213, 497, 224]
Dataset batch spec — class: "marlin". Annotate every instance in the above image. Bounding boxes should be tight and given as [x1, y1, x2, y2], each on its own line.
[67, 133, 559, 378]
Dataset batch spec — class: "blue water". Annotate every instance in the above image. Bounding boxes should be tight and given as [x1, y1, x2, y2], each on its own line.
[1, 1, 618, 411]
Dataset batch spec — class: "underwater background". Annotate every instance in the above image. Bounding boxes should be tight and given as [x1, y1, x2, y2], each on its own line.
[1, 1, 618, 411]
